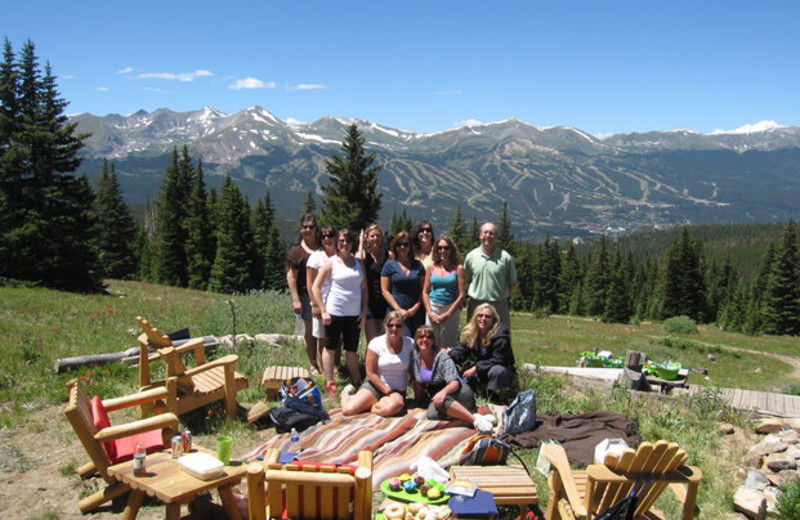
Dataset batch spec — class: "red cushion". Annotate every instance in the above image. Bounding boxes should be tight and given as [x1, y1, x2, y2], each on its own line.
[91, 395, 116, 461]
[111, 429, 165, 464]
[288, 460, 358, 475]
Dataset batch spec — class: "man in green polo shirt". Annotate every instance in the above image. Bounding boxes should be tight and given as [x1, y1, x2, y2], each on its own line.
[464, 222, 517, 328]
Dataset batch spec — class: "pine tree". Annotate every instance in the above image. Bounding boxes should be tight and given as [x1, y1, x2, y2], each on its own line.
[209, 175, 258, 293]
[388, 208, 412, 237]
[252, 191, 286, 291]
[496, 202, 515, 254]
[661, 227, 707, 322]
[152, 146, 192, 286]
[584, 235, 611, 316]
[761, 221, 800, 335]
[447, 204, 468, 259]
[557, 241, 581, 314]
[603, 247, 632, 323]
[93, 160, 138, 279]
[0, 40, 101, 291]
[185, 160, 214, 290]
[301, 189, 316, 218]
[467, 217, 480, 252]
[321, 124, 383, 231]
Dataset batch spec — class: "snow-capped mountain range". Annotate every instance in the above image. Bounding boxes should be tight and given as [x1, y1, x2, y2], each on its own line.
[69, 107, 800, 240]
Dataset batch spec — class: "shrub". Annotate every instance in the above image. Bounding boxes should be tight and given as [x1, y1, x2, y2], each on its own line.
[663, 315, 699, 335]
[778, 478, 800, 518]
[784, 385, 800, 396]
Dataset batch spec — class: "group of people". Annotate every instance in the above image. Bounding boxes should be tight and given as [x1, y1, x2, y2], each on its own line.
[286, 214, 518, 431]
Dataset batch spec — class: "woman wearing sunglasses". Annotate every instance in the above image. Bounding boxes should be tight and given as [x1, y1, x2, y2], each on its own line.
[411, 325, 496, 432]
[356, 224, 390, 343]
[422, 235, 465, 349]
[381, 231, 426, 337]
[306, 224, 338, 376]
[410, 220, 435, 271]
[448, 303, 516, 404]
[341, 311, 413, 417]
[287, 214, 319, 375]
[311, 228, 367, 396]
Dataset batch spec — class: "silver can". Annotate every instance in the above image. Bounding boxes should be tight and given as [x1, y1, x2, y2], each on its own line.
[171, 435, 183, 458]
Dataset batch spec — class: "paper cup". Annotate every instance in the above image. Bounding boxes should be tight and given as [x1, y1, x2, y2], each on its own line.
[216, 436, 232, 465]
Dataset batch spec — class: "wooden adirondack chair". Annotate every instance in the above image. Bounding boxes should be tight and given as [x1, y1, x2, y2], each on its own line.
[64, 380, 179, 513]
[136, 316, 249, 419]
[542, 440, 702, 520]
[246, 448, 373, 520]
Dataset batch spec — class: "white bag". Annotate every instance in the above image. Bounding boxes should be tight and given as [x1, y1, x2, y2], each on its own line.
[410, 455, 449, 483]
[594, 438, 630, 465]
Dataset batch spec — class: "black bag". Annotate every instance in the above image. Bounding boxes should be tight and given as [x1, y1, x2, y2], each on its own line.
[504, 390, 537, 435]
[594, 493, 638, 520]
[268, 406, 322, 433]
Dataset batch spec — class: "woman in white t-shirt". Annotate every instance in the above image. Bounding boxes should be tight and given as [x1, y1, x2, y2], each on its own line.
[341, 311, 413, 417]
[306, 225, 337, 376]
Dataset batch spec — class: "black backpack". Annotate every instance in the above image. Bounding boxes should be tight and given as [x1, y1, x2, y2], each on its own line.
[268, 406, 323, 433]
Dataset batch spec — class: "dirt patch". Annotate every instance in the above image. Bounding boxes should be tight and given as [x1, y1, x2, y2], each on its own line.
[0, 406, 256, 519]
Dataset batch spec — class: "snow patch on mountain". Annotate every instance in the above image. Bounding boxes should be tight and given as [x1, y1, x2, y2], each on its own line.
[711, 120, 782, 135]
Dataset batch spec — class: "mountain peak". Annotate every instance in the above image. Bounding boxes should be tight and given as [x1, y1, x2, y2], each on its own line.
[711, 120, 783, 135]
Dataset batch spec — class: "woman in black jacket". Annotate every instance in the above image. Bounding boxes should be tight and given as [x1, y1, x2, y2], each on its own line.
[448, 303, 516, 403]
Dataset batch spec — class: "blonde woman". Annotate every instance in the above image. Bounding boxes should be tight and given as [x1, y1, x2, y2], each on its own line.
[357, 224, 390, 343]
[448, 303, 516, 404]
[306, 224, 337, 376]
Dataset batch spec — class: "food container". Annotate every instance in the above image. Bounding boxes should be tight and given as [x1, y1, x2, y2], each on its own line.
[177, 452, 225, 480]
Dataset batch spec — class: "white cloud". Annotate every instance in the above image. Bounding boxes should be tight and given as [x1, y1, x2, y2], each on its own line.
[96, 86, 110, 92]
[293, 84, 327, 90]
[137, 70, 213, 82]
[229, 77, 276, 90]
[117, 67, 133, 75]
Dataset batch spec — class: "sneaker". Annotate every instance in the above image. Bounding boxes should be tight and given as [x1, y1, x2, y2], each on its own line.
[341, 384, 356, 398]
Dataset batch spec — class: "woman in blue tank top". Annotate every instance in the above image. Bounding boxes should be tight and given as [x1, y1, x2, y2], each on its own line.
[422, 235, 465, 349]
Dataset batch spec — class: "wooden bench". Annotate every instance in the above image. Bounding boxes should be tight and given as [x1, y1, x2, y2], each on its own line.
[450, 464, 537, 511]
[261, 366, 311, 400]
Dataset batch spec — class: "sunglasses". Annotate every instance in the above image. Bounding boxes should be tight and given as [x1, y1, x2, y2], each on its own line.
[416, 334, 433, 340]
[322, 232, 336, 239]
[338, 238, 354, 243]
[396, 242, 410, 248]
[419, 228, 433, 233]
[386, 323, 403, 329]
[436, 245, 450, 250]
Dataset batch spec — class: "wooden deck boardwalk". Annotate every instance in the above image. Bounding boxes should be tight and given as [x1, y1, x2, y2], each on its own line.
[534, 365, 800, 418]
[687, 385, 800, 418]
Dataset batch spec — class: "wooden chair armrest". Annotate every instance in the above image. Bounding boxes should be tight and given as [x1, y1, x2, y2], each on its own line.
[101, 387, 171, 412]
[264, 448, 282, 470]
[357, 450, 373, 470]
[182, 354, 239, 377]
[542, 443, 587, 518]
[94, 413, 179, 443]
[171, 336, 206, 357]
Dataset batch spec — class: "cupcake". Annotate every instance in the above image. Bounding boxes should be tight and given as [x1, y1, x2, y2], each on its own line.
[399, 472, 413, 482]
[419, 483, 432, 494]
[388, 478, 402, 491]
[426, 487, 442, 500]
[402, 480, 418, 493]
[414, 475, 426, 487]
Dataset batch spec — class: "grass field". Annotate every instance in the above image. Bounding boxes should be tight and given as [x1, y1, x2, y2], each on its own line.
[2, 279, 798, 518]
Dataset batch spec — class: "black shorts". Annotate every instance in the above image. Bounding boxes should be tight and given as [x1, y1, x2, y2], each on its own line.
[324, 315, 360, 352]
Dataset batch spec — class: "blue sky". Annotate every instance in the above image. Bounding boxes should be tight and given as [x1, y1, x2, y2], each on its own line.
[6, 0, 799, 136]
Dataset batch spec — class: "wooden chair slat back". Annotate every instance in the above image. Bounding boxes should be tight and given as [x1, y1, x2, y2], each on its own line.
[136, 316, 172, 347]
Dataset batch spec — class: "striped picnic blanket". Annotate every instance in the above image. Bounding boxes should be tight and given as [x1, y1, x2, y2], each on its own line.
[243, 405, 503, 488]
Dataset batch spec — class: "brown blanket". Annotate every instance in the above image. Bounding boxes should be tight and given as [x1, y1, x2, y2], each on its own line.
[500, 411, 639, 467]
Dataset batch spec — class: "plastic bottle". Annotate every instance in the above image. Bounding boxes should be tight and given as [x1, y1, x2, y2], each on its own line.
[133, 442, 147, 476]
[288, 427, 300, 453]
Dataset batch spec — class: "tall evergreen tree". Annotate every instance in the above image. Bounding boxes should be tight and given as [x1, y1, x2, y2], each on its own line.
[320, 124, 383, 231]
[447, 204, 468, 259]
[603, 247, 632, 323]
[496, 202, 515, 254]
[661, 227, 707, 321]
[557, 241, 581, 314]
[252, 191, 286, 291]
[388, 207, 412, 237]
[467, 217, 480, 252]
[584, 235, 611, 316]
[761, 221, 800, 335]
[0, 40, 101, 291]
[93, 160, 138, 279]
[185, 160, 214, 290]
[152, 146, 192, 286]
[208, 175, 258, 293]
[301, 189, 316, 217]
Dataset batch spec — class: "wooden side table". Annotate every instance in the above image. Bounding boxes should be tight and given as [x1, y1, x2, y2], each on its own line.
[449, 465, 537, 511]
[108, 448, 246, 520]
[261, 366, 310, 400]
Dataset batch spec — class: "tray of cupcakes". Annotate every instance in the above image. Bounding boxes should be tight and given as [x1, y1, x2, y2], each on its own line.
[380, 473, 449, 504]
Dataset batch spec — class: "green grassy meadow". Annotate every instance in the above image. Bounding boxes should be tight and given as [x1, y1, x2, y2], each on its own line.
[2, 279, 799, 518]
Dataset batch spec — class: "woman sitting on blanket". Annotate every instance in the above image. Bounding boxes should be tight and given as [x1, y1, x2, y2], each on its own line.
[411, 325, 496, 433]
[447, 303, 516, 404]
[340, 311, 414, 417]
